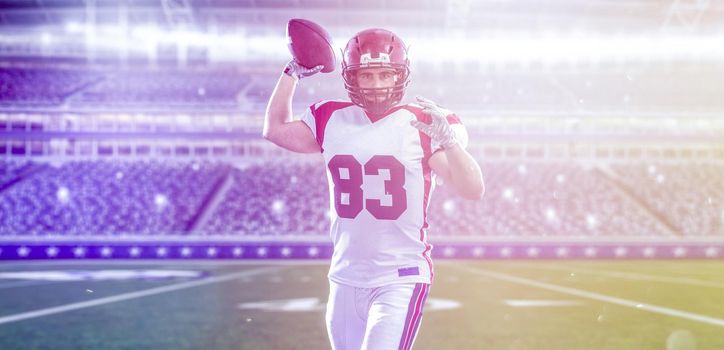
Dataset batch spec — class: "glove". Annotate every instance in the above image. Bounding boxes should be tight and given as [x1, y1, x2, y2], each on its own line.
[410, 96, 459, 150]
[283, 60, 324, 80]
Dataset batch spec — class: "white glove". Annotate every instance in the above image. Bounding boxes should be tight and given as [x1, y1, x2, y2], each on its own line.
[410, 96, 459, 150]
[283, 60, 324, 80]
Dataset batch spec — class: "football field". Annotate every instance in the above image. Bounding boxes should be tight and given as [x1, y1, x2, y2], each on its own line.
[0, 260, 722, 349]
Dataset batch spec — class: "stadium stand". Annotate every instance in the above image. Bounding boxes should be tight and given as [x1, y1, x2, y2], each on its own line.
[4, 66, 720, 114]
[0, 68, 102, 107]
[0, 161, 229, 236]
[426, 162, 671, 237]
[203, 162, 330, 236]
[0, 67, 724, 237]
[0, 160, 36, 189]
[610, 163, 724, 236]
[0, 67, 251, 110]
[0, 159, 721, 237]
[74, 70, 251, 109]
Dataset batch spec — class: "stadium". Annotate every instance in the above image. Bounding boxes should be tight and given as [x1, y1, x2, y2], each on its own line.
[0, 0, 723, 349]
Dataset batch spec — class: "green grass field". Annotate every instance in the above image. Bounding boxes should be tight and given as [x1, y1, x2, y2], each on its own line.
[0, 260, 722, 349]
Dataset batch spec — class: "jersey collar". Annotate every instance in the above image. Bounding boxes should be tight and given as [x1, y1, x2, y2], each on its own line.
[364, 105, 406, 123]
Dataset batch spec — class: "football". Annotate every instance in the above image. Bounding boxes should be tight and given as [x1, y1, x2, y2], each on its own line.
[286, 18, 336, 73]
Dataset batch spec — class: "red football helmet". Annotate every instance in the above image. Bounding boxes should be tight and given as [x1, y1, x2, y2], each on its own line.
[342, 28, 411, 116]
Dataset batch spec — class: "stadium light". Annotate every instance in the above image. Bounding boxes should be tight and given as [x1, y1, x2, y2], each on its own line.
[99, 25, 125, 36]
[22, 25, 724, 64]
[65, 21, 83, 33]
[154, 194, 168, 208]
[131, 25, 163, 43]
[271, 199, 285, 214]
[246, 35, 287, 56]
[545, 208, 557, 221]
[502, 188, 514, 201]
[647, 165, 657, 175]
[56, 186, 70, 204]
[517, 164, 527, 175]
[443, 200, 456, 215]
[170, 29, 205, 46]
[586, 214, 598, 229]
[40, 33, 52, 45]
[408, 32, 724, 64]
[655, 174, 666, 184]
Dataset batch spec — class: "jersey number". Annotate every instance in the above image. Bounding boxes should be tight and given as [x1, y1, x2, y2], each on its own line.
[327, 155, 407, 220]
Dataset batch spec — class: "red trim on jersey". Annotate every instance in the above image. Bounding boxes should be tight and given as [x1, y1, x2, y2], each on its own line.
[365, 104, 407, 123]
[402, 105, 435, 283]
[446, 113, 462, 125]
[310, 101, 354, 153]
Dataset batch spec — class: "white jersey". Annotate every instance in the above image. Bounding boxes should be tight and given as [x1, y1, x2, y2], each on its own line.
[300, 100, 468, 288]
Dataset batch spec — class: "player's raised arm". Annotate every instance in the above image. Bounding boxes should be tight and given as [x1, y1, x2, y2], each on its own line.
[262, 61, 322, 153]
[262, 18, 337, 154]
[412, 96, 485, 200]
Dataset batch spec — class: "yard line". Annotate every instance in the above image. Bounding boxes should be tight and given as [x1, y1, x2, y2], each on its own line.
[453, 265, 724, 328]
[0, 280, 54, 290]
[0, 266, 280, 326]
[504, 299, 583, 307]
[646, 264, 724, 279]
[513, 263, 724, 290]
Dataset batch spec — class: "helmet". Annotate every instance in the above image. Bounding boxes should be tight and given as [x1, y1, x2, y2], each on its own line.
[342, 28, 411, 116]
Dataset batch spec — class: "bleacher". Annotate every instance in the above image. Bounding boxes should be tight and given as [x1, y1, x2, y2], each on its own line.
[611, 163, 724, 236]
[0, 68, 102, 107]
[203, 163, 329, 236]
[427, 162, 669, 237]
[0, 161, 229, 236]
[0, 67, 251, 110]
[1, 159, 720, 237]
[75, 70, 251, 109]
[4, 66, 721, 114]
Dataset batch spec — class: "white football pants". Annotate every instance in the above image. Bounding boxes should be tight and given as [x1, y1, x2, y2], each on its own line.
[325, 280, 430, 350]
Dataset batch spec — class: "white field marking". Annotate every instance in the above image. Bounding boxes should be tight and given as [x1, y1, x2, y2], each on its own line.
[454, 265, 724, 328]
[0, 266, 280, 326]
[504, 299, 583, 308]
[648, 264, 724, 279]
[515, 263, 724, 290]
[239, 298, 324, 312]
[0, 280, 54, 290]
[237, 297, 462, 313]
[0, 270, 205, 282]
[426, 298, 462, 311]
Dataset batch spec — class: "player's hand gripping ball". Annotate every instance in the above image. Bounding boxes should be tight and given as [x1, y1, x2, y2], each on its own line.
[285, 18, 336, 80]
[283, 60, 324, 80]
[410, 96, 459, 150]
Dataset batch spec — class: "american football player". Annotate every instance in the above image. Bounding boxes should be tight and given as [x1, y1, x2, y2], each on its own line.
[263, 28, 484, 350]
